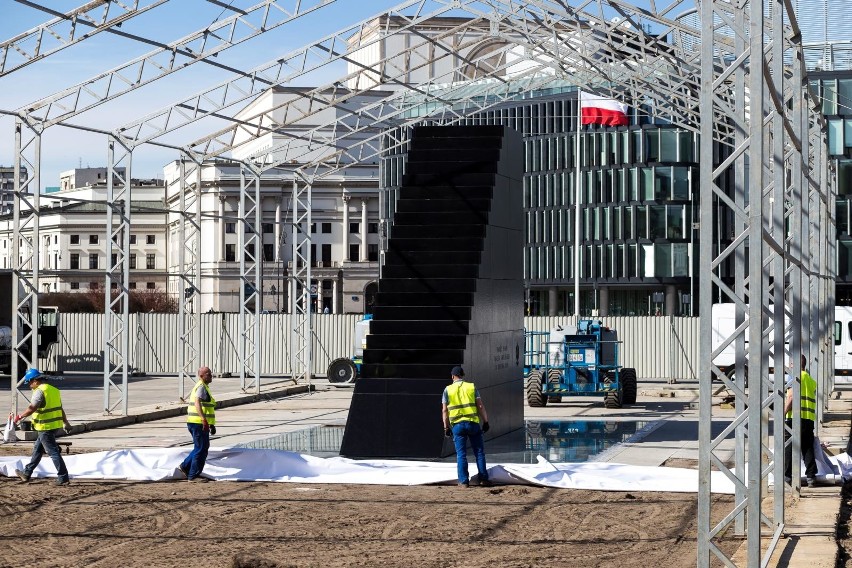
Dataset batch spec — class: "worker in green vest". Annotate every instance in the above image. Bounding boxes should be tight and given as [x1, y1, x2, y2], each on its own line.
[784, 354, 818, 487]
[13, 368, 72, 486]
[442, 366, 493, 488]
[178, 366, 216, 482]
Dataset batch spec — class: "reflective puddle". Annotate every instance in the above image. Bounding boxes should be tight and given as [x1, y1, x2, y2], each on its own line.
[236, 419, 655, 463]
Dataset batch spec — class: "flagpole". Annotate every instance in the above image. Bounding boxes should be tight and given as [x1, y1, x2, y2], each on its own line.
[574, 90, 582, 317]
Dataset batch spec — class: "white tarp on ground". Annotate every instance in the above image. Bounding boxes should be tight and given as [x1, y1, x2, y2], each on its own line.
[0, 447, 741, 493]
[3, 436, 850, 493]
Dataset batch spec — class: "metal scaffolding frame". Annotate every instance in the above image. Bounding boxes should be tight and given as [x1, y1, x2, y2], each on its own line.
[176, 155, 202, 401]
[1, 2, 832, 565]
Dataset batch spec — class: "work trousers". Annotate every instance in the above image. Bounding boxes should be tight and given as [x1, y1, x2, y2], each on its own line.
[181, 423, 211, 480]
[23, 429, 69, 482]
[784, 417, 817, 480]
[451, 420, 489, 484]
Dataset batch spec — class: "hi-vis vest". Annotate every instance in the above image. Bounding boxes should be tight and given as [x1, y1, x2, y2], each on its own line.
[187, 381, 216, 425]
[445, 380, 480, 425]
[32, 383, 64, 432]
[786, 370, 817, 422]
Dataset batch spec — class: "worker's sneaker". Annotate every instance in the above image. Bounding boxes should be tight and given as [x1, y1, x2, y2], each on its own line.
[177, 464, 189, 478]
[54, 478, 70, 486]
[457, 482, 469, 488]
[479, 479, 494, 488]
[188, 477, 209, 483]
[806, 477, 817, 488]
[14, 469, 29, 483]
[784, 476, 792, 486]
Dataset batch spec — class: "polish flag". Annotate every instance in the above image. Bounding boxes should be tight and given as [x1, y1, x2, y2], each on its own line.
[580, 91, 629, 126]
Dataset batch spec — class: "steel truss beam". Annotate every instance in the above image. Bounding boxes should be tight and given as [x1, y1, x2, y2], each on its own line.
[238, 163, 262, 392]
[698, 1, 832, 566]
[11, 118, 41, 414]
[1, 0, 168, 78]
[289, 172, 312, 385]
[16, 0, 338, 126]
[177, 155, 202, 400]
[104, 135, 132, 415]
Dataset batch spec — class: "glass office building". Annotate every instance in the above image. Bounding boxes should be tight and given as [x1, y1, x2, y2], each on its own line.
[381, 89, 701, 317]
[811, 71, 852, 303]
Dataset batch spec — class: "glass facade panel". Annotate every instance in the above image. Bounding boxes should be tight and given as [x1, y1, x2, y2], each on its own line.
[829, 119, 844, 155]
[678, 132, 695, 162]
[641, 168, 654, 200]
[672, 167, 691, 200]
[672, 243, 689, 276]
[624, 206, 633, 239]
[660, 130, 679, 161]
[627, 243, 637, 275]
[839, 241, 852, 279]
[838, 200, 849, 236]
[840, 161, 852, 196]
[654, 243, 672, 277]
[840, 79, 852, 115]
[620, 131, 630, 164]
[823, 79, 838, 115]
[667, 206, 685, 239]
[615, 244, 625, 277]
[649, 205, 666, 239]
[655, 167, 673, 200]
[646, 129, 659, 161]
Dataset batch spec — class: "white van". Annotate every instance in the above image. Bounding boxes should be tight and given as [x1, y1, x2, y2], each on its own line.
[712, 303, 852, 382]
[833, 306, 852, 382]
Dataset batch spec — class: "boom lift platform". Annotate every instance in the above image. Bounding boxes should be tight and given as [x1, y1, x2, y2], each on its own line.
[525, 320, 637, 409]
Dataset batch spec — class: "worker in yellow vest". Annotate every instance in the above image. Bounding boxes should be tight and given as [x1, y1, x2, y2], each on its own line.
[784, 354, 818, 487]
[442, 366, 492, 488]
[13, 369, 72, 486]
[179, 366, 216, 482]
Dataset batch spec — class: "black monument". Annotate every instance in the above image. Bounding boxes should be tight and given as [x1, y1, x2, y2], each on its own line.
[339, 125, 525, 458]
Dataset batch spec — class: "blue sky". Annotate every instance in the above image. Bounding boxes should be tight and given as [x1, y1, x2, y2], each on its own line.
[0, 0, 393, 188]
[0, 0, 668, 189]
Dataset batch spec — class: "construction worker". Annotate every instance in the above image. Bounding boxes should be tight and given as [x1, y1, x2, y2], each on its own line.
[784, 354, 818, 487]
[14, 368, 72, 486]
[179, 366, 216, 482]
[442, 365, 493, 488]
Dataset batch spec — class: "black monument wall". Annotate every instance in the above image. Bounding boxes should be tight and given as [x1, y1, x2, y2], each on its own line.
[339, 125, 525, 459]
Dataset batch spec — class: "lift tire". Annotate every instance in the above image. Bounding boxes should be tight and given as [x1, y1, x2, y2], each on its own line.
[327, 357, 357, 384]
[547, 369, 563, 403]
[604, 372, 623, 409]
[621, 368, 638, 405]
[526, 370, 547, 407]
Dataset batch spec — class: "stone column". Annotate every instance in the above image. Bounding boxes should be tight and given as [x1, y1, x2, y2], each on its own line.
[599, 286, 609, 317]
[332, 278, 339, 314]
[548, 287, 558, 316]
[218, 195, 226, 261]
[342, 192, 350, 260]
[666, 284, 677, 316]
[275, 199, 282, 263]
[360, 198, 368, 262]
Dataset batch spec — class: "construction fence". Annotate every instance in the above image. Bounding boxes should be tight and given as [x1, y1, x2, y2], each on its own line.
[48, 313, 700, 381]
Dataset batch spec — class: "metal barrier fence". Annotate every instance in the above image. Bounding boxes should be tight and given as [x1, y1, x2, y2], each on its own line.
[50, 313, 699, 381]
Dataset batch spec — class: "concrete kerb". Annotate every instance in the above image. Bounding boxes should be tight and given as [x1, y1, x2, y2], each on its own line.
[19, 383, 313, 442]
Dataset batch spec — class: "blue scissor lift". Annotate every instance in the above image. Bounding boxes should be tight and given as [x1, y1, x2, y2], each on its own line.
[524, 320, 637, 409]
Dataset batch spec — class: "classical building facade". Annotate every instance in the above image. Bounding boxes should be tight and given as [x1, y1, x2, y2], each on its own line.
[0, 168, 168, 293]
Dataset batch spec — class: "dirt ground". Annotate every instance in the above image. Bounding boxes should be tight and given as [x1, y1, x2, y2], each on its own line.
[0, 445, 744, 568]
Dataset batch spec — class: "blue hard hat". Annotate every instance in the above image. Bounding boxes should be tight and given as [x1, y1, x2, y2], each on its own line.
[22, 368, 43, 384]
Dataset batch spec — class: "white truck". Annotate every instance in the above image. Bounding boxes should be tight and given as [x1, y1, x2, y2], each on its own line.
[712, 303, 852, 382]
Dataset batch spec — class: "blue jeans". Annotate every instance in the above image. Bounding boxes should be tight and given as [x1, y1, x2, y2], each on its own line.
[24, 429, 69, 482]
[180, 423, 210, 479]
[451, 421, 488, 484]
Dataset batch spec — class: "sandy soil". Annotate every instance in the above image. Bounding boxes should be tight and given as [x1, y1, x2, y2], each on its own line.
[0, 445, 741, 568]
